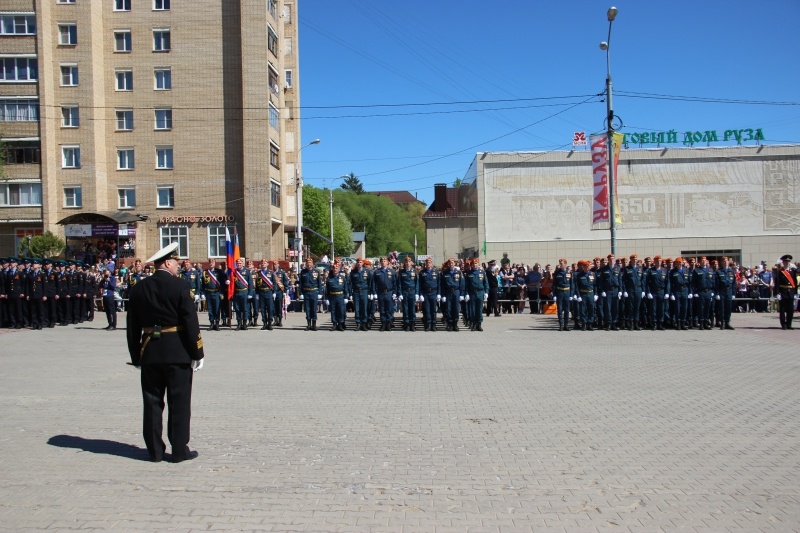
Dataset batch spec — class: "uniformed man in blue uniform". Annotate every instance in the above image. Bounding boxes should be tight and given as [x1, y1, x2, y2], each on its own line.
[465, 259, 489, 331]
[692, 256, 714, 330]
[271, 260, 289, 327]
[245, 260, 258, 328]
[669, 257, 690, 330]
[181, 259, 202, 311]
[552, 258, 572, 331]
[199, 259, 222, 330]
[298, 257, 323, 331]
[254, 258, 277, 330]
[42, 258, 58, 328]
[325, 261, 349, 331]
[644, 256, 667, 330]
[418, 257, 440, 331]
[397, 256, 419, 331]
[231, 257, 254, 330]
[598, 253, 621, 330]
[371, 257, 397, 331]
[621, 254, 643, 330]
[714, 257, 736, 330]
[349, 258, 371, 331]
[574, 260, 596, 331]
[6, 257, 25, 328]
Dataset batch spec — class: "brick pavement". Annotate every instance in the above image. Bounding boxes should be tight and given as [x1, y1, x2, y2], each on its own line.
[0, 310, 798, 532]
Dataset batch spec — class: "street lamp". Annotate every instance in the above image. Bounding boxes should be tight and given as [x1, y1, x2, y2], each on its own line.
[295, 138, 320, 267]
[329, 174, 349, 261]
[600, 6, 619, 255]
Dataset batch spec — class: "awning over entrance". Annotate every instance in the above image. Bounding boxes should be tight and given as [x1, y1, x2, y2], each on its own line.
[56, 211, 143, 225]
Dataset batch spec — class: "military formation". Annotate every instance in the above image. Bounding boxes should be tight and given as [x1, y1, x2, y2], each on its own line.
[3, 253, 798, 333]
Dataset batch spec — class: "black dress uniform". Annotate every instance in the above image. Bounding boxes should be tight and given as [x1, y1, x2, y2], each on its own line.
[776, 255, 798, 330]
[127, 243, 204, 463]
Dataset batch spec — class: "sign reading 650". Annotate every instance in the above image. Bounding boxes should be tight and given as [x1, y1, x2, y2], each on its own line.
[618, 197, 656, 215]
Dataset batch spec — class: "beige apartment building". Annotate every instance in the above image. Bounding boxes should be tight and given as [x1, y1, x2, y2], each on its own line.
[1, 0, 305, 262]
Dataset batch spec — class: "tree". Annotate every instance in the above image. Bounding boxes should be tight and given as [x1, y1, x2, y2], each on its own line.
[340, 172, 365, 194]
[452, 177, 462, 187]
[18, 231, 66, 258]
[302, 186, 357, 259]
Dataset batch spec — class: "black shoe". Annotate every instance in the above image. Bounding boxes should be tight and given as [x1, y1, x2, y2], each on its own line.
[171, 450, 199, 463]
[476, 324, 483, 331]
[633, 325, 640, 331]
[452, 323, 459, 332]
[587, 325, 594, 331]
[611, 325, 619, 331]
[580, 324, 587, 331]
[431, 324, 437, 332]
[724, 324, 735, 330]
[563, 326, 570, 332]
[787, 326, 795, 330]
[261, 324, 268, 330]
[267, 323, 273, 330]
[311, 320, 317, 331]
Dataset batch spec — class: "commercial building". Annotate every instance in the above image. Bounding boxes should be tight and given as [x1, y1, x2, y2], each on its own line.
[424, 144, 800, 267]
[1, 0, 305, 261]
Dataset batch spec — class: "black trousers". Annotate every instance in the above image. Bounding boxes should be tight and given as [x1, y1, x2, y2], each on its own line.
[141, 363, 193, 461]
[104, 296, 117, 327]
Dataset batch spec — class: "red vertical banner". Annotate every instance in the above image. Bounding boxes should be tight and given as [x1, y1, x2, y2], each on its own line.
[590, 133, 623, 229]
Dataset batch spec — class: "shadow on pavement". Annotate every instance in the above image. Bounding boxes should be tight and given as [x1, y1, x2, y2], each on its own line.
[47, 434, 150, 461]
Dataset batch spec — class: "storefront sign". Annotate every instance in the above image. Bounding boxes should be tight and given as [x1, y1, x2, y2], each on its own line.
[158, 215, 236, 224]
[65, 224, 92, 237]
[64, 223, 137, 237]
[622, 128, 765, 147]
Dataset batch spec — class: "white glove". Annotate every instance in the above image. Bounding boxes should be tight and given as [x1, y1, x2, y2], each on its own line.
[273, 293, 277, 300]
[484, 294, 488, 301]
[437, 295, 441, 302]
[465, 295, 470, 302]
[201, 295, 206, 301]
[602, 291, 607, 297]
[225, 280, 230, 285]
[623, 292, 628, 298]
[710, 292, 714, 297]
[344, 298, 349, 304]
[399, 295, 403, 301]
[777, 294, 782, 301]
[317, 294, 322, 300]
[299, 294, 304, 301]
[194, 295, 200, 302]
[732, 295, 735, 300]
[578, 296, 583, 302]
[688, 294, 693, 299]
[647, 293, 653, 299]
[392, 295, 398, 301]
[695, 293, 699, 298]
[442, 297, 446, 302]
[191, 359, 203, 372]
[618, 291, 622, 298]
[247, 295, 253, 299]
[670, 295, 676, 301]
[594, 295, 598, 302]
[641, 292, 645, 298]
[794, 294, 800, 300]
[716, 295, 721, 300]
[416, 295, 422, 302]
[459, 296, 464, 301]
[551, 294, 556, 300]
[372, 294, 377, 300]
[325, 300, 329, 305]
[368, 294, 373, 300]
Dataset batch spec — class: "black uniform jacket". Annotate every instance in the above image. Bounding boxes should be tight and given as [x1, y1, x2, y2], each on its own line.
[127, 269, 205, 366]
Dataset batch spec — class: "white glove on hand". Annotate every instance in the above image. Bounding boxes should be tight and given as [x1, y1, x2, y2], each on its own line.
[442, 297, 446, 303]
[225, 280, 230, 285]
[459, 296, 464, 302]
[372, 294, 377, 300]
[325, 300, 329, 305]
[392, 295, 398, 301]
[417, 295, 422, 302]
[594, 295, 599, 302]
[191, 359, 203, 372]
[732, 295, 736, 300]
[618, 291, 622, 298]
[670, 295, 676, 301]
[299, 294, 304, 301]
[711, 292, 714, 297]
[465, 295, 470, 302]
[623, 292, 629, 298]
[641, 292, 645, 298]
[194, 295, 200, 302]
[551, 294, 556, 300]
[578, 296, 583, 302]
[344, 298, 349, 304]
[368, 294, 373, 300]
[437, 295, 441, 302]
[317, 294, 323, 300]
[602, 292, 607, 297]
[716, 295, 721, 300]
[273, 293, 277, 300]
[647, 293, 653, 299]
[777, 294, 782, 301]
[688, 294, 693, 299]
[399, 295, 403, 301]
[201, 295, 206, 301]
[484, 294, 489, 301]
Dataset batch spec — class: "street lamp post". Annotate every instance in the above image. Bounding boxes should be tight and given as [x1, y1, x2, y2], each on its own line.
[295, 139, 320, 267]
[600, 6, 618, 255]
[329, 175, 348, 261]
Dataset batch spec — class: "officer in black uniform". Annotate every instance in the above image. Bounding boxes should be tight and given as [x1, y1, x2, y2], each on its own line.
[775, 254, 797, 330]
[27, 258, 47, 330]
[6, 257, 25, 328]
[552, 258, 572, 331]
[127, 242, 204, 463]
[42, 258, 58, 327]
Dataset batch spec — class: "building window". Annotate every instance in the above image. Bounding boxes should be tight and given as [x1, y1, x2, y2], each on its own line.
[267, 26, 278, 56]
[160, 226, 188, 257]
[115, 69, 133, 91]
[0, 15, 36, 35]
[155, 108, 172, 130]
[269, 142, 279, 169]
[5, 142, 40, 164]
[118, 187, 136, 209]
[153, 29, 170, 52]
[0, 183, 42, 206]
[62, 146, 80, 168]
[156, 146, 173, 169]
[208, 225, 234, 258]
[157, 185, 174, 208]
[116, 109, 133, 130]
[0, 99, 39, 121]
[114, 30, 131, 52]
[270, 181, 281, 207]
[64, 186, 82, 208]
[282, 4, 291, 23]
[268, 66, 279, 95]
[285, 69, 293, 88]
[60, 64, 78, 86]
[154, 0, 170, 10]
[58, 23, 77, 45]
[0, 58, 38, 81]
[58, 0, 77, 3]
[114, 0, 131, 11]
[269, 103, 279, 129]
[61, 105, 79, 127]
[154, 67, 171, 90]
[284, 37, 292, 56]
[268, 0, 278, 19]
[117, 148, 134, 169]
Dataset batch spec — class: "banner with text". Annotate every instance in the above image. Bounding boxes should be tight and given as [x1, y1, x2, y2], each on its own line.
[590, 132, 624, 229]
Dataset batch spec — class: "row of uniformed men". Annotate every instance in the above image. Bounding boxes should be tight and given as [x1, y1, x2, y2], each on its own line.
[0, 256, 117, 329]
[550, 254, 799, 331]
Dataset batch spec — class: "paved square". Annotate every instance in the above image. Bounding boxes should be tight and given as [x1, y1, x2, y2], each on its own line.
[0, 311, 798, 532]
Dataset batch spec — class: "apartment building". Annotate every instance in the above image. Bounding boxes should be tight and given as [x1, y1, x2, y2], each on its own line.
[0, 0, 305, 262]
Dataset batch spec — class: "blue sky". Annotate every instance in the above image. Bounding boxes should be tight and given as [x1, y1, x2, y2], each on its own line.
[298, 0, 800, 206]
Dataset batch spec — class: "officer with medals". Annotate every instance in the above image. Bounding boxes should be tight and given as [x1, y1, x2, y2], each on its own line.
[218, 261, 231, 328]
[574, 260, 596, 330]
[371, 256, 397, 331]
[26, 258, 46, 330]
[43, 258, 58, 328]
[440, 258, 464, 332]
[126, 242, 204, 463]
[553, 258, 572, 331]
[0, 258, 7, 327]
[245, 260, 259, 328]
[465, 259, 489, 331]
[199, 258, 222, 331]
[181, 259, 202, 313]
[231, 257, 254, 330]
[644, 256, 665, 330]
[349, 258, 371, 331]
[6, 257, 25, 328]
[298, 257, 323, 331]
[363, 260, 378, 328]
[622, 254, 644, 331]
[255, 258, 277, 330]
[775, 254, 798, 330]
[271, 260, 289, 327]
[397, 256, 419, 331]
[418, 257, 440, 331]
[325, 260, 349, 331]
[73, 261, 87, 324]
[714, 257, 736, 330]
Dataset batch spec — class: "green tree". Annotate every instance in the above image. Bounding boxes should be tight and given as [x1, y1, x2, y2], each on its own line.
[302, 185, 357, 259]
[18, 231, 66, 258]
[340, 172, 364, 194]
[452, 177, 462, 187]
